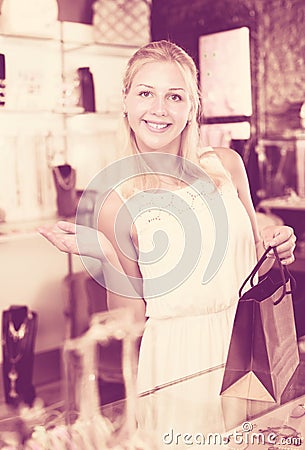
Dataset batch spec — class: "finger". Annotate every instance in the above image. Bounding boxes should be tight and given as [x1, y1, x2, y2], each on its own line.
[277, 235, 297, 252]
[268, 226, 294, 247]
[37, 225, 53, 238]
[274, 236, 296, 258]
[46, 232, 76, 253]
[276, 243, 296, 257]
[37, 227, 58, 246]
[56, 220, 76, 234]
[262, 227, 278, 247]
[280, 253, 295, 265]
[272, 237, 296, 264]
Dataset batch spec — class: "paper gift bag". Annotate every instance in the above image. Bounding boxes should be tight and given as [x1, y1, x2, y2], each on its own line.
[221, 246, 299, 403]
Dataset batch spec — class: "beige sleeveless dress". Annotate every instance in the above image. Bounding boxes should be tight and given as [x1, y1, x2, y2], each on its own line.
[120, 152, 257, 447]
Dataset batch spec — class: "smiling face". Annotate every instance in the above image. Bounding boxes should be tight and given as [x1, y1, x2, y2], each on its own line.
[124, 61, 192, 155]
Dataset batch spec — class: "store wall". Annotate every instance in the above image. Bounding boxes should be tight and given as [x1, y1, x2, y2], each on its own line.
[0, 3, 149, 393]
[261, 0, 305, 136]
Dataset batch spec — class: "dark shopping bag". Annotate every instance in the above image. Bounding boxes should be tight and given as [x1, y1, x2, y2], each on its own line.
[221, 246, 299, 403]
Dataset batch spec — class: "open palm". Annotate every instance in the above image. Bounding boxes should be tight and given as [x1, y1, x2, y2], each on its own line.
[38, 221, 112, 261]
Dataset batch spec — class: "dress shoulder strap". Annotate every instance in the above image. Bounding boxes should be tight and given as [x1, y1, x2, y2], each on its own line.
[197, 146, 214, 158]
[114, 185, 127, 202]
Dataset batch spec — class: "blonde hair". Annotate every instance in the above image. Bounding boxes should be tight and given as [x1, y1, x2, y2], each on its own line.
[117, 40, 229, 196]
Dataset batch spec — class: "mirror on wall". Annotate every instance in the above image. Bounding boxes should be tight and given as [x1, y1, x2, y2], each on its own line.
[199, 26, 252, 119]
[199, 27, 252, 147]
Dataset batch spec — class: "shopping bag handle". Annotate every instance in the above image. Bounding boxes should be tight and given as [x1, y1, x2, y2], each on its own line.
[238, 246, 295, 305]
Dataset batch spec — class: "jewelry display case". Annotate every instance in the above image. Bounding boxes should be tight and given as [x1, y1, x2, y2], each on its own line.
[0, 345, 304, 449]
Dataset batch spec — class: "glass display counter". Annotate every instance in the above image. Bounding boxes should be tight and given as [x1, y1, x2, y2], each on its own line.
[0, 361, 304, 448]
[0, 307, 304, 449]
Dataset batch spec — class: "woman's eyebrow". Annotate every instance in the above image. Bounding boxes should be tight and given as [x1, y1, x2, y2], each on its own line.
[168, 87, 185, 92]
[136, 83, 185, 91]
[136, 83, 154, 89]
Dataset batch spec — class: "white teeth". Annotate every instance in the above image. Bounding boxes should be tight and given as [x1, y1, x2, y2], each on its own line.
[146, 121, 168, 130]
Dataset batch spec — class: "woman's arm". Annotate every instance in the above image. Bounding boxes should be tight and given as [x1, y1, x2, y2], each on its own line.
[96, 190, 146, 323]
[214, 147, 296, 275]
[38, 200, 146, 325]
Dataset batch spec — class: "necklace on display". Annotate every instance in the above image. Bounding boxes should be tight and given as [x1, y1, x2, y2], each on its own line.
[53, 166, 75, 190]
[6, 311, 33, 399]
[8, 366, 18, 399]
[8, 311, 33, 341]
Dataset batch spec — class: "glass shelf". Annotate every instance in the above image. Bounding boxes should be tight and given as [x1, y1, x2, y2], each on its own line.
[0, 30, 59, 42]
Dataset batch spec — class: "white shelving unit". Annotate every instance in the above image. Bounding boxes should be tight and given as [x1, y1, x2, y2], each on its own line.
[0, 21, 138, 226]
[0, 21, 140, 366]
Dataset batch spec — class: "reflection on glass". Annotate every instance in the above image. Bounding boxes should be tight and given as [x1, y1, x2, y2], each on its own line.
[63, 308, 148, 449]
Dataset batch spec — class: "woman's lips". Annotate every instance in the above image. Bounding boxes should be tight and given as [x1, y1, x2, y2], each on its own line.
[144, 120, 171, 131]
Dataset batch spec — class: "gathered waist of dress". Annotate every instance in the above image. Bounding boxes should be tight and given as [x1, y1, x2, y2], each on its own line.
[145, 299, 238, 321]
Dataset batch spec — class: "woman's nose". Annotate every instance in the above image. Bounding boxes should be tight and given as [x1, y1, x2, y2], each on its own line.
[150, 96, 167, 116]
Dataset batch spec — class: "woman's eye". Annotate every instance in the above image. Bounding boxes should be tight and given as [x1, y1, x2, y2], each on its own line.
[139, 91, 152, 98]
[169, 94, 182, 102]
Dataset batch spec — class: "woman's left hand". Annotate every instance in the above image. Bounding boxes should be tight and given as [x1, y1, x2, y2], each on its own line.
[261, 225, 297, 265]
[38, 220, 115, 261]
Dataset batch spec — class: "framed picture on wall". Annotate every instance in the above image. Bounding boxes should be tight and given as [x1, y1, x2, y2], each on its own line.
[199, 27, 252, 119]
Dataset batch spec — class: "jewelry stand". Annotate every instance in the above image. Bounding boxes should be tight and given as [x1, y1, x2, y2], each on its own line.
[2, 305, 37, 407]
[52, 164, 77, 217]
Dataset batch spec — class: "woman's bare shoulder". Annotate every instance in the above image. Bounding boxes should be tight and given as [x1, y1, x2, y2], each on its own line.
[212, 146, 247, 189]
[97, 189, 126, 233]
[213, 146, 243, 168]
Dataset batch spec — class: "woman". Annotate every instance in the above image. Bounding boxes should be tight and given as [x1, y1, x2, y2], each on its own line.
[39, 40, 296, 447]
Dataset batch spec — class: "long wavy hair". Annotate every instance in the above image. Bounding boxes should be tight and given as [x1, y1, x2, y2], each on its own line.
[116, 40, 229, 196]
